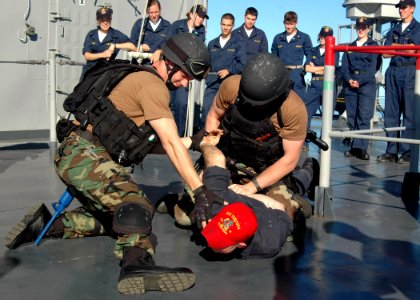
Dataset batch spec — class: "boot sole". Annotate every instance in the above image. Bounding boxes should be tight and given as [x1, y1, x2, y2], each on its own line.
[174, 205, 192, 226]
[117, 271, 195, 294]
[4, 203, 49, 249]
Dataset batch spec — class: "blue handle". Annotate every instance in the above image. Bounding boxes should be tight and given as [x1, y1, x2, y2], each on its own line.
[34, 188, 74, 246]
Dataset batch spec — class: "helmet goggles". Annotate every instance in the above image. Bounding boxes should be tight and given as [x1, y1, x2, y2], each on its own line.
[165, 38, 211, 80]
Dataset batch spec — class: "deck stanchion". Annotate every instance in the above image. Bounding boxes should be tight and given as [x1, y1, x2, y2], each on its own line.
[315, 42, 420, 216]
[401, 55, 420, 201]
[314, 36, 335, 218]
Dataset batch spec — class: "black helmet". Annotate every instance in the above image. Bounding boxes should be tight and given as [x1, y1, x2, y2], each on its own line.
[161, 33, 211, 81]
[238, 53, 290, 119]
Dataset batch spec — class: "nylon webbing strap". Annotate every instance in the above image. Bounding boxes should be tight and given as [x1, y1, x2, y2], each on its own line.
[165, 38, 189, 63]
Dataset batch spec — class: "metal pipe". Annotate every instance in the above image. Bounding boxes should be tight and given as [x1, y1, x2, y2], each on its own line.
[136, 0, 148, 50]
[334, 45, 420, 57]
[127, 51, 152, 60]
[330, 132, 420, 144]
[333, 127, 405, 134]
[319, 36, 336, 188]
[57, 60, 84, 66]
[410, 57, 420, 172]
[0, 60, 48, 64]
[48, 49, 57, 144]
[185, 80, 196, 136]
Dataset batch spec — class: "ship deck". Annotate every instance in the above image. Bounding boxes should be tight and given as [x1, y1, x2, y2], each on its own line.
[1, 120, 419, 300]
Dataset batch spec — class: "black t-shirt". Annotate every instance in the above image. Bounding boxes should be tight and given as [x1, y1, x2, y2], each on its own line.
[203, 166, 293, 259]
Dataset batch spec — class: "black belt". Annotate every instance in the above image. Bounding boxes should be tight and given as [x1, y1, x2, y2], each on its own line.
[351, 70, 366, 75]
[390, 62, 416, 67]
[286, 65, 303, 70]
[312, 77, 324, 81]
[75, 128, 101, 145]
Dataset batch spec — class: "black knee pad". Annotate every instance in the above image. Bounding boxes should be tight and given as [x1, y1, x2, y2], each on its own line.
[112, 202, 153, 235]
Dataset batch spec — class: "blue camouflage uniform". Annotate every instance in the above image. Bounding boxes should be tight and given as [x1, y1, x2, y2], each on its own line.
[271, 30, 313, 100]
[201, 34, 246, 128]
[341, 38, 381, 152]
[130, 17, 171, 53]
[81, 27, 132, 76]
[232, 24, 268, 63]
[383, 18, 420, 157]
[304, 46, 340, 129]
[167, 19, 206, 136]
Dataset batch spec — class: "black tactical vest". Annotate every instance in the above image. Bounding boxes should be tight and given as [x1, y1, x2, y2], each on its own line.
[63, 60, 160, 166]
[218, 105, 284, 173]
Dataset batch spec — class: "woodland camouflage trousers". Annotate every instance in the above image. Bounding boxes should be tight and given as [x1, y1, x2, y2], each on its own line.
[54, 133, 156, 259]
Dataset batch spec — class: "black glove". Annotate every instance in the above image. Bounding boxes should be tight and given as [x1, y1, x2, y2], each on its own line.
[190, 129, 208, 152]
[192, 185, 223, 227]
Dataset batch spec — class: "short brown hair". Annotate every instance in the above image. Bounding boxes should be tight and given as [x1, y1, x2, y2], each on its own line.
[147, 0, 161, 10]
[284, 11, 297, 23]
[221, 13, 235, 23]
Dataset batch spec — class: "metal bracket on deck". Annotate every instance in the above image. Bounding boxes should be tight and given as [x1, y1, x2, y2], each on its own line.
[49, 12, 72, 22]
[314, 186, 334, 219]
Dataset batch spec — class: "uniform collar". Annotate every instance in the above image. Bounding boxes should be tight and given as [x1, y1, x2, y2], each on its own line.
[239, 24, 257, 37]
[281, 29, 300, 40]
[398, 17, 417, 33]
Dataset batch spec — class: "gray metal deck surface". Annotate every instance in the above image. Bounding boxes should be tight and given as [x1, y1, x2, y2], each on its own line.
[1, 129, 419, 300]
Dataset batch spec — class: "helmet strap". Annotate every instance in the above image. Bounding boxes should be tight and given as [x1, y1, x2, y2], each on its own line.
[165, 60, 180, 90]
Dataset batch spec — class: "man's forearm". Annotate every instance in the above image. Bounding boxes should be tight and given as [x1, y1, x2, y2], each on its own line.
[201, 144, 226, 168]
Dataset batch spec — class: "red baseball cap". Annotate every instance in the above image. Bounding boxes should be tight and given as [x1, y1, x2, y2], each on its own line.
[202, 203, 258, 250]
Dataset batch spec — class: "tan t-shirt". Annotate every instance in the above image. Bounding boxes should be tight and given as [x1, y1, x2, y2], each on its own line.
[108, 71, 173, 127]
[214, 75, 308, 141]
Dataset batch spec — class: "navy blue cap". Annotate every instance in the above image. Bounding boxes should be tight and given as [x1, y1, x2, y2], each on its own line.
[190, 5, 209, 19]
[356, 17, 373, 28]
[395, 0, 416, 8]
[96, 7, 113, 20]
[319, 26, 334, 37]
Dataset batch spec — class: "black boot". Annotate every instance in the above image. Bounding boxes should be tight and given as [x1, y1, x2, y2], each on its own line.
[117, 246, 195, 294]
[287, 208, 307, 247]
[291, 194, 313, 219]
[4, 203, 62, 249]
[303, 157, 319, 201]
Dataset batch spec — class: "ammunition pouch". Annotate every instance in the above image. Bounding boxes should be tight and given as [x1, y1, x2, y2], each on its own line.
[88, 97, 158, 166]
[56, 97, 158, 166]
